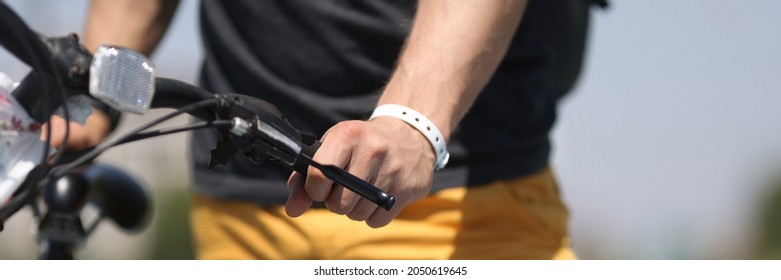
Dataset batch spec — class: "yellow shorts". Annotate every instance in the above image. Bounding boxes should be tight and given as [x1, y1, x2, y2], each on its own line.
[190, 167, 575, 259]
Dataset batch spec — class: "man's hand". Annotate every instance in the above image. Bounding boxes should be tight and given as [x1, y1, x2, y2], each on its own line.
[42, 110, 112, 151]
[286, 117, 436, 228]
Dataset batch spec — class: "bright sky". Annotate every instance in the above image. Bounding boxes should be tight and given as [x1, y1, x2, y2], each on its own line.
[555, 0, 781, 259]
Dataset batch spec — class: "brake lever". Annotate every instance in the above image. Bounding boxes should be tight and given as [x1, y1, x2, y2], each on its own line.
[214, 95, 396, 211]
[294, 152, 396, 211]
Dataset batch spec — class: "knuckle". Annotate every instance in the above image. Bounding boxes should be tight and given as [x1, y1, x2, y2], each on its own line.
[346, 202, 374, 221]
[325, 187, 361, 215]
[331, 120, 366, 140]
[365, 138, 389, 159]
[304, 178, 331, 201]
[327, 203, 349, 215]
[327, 198, 353, 215]
[347, 211, 367, 221]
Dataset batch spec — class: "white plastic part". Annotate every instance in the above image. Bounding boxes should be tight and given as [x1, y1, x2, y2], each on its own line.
[369, 104, 450, 171]
[89, 45, 156, 114]
[0, 73, 52, 205]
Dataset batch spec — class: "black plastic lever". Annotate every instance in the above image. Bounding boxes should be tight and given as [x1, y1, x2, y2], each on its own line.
[292, 151, 395, 211]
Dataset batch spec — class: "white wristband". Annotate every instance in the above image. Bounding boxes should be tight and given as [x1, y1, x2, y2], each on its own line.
[369, 104, 450, 171]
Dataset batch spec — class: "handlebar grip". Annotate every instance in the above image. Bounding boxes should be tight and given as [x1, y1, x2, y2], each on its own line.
[151, 78, 216, 121]
[0, 3, 48, 67]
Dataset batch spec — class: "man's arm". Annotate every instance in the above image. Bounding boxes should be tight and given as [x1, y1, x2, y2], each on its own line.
[84, 0, 179, 56]
[47, 0, 179, 151]
[379, 0, 528, 138]
[287, 0, 528, 227]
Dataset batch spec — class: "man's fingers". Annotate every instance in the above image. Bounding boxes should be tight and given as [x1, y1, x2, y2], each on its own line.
[366, 204, 402, 228]
[346, 198, 379, 222]
[286, 171, 313, 217]
[325, 138, 385, 215]
[304, 128, 354, 202]
[324, 184, 352, 214]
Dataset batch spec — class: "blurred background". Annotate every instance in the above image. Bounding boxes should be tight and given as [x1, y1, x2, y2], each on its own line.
[1, 0, 780, 259]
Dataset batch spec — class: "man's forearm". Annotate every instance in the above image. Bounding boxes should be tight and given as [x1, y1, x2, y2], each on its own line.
[84, 0, 179, 55]
[377, 0, 528, 140]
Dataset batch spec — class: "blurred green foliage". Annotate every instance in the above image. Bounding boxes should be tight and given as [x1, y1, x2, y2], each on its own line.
[147, 188, 195, 260]
[757, 175, 781, 259]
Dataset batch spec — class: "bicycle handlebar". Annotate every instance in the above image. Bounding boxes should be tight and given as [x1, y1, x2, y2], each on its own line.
[149, 79, 396, 210]
[0, 1, 394, 216]
[0, 3, 47, 68]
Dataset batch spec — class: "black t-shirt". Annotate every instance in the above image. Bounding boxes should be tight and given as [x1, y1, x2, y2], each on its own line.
[191, 0, 593, 204]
